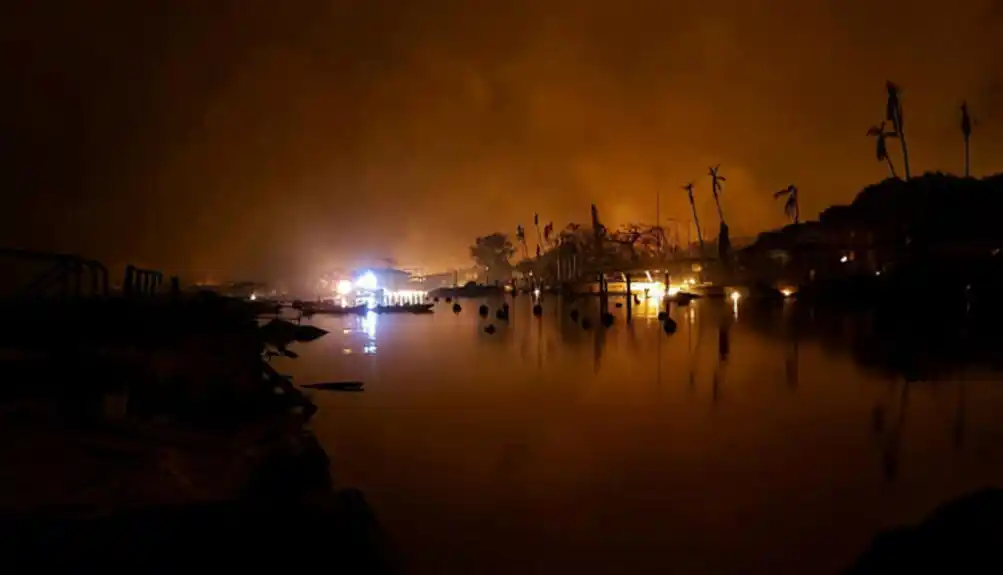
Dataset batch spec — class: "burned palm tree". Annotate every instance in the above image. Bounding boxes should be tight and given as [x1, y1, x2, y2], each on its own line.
[774, 184, 800, 224]
[867, 121, 899, 179]
[961, 101, 973, 177]
[683, 182, 705, 255]
[708, 165, 730, 261]
[885, 81, 911, 180]
[708, 165, 727, 225]
[533, 213, 543, 256]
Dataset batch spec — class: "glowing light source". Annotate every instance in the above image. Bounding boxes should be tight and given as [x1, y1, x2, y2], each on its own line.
[781, 288, 794, 297]
[335, 279, 354, 295]
[249, 293, 257, 301]
[356, 271, 378, 290]
[840, 255, 848, 263]
[533, 288, 541, 297]
[730, 291, 741, 303]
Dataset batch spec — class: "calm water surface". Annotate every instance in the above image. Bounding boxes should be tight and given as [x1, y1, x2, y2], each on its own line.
[276, 296, 1003, 574]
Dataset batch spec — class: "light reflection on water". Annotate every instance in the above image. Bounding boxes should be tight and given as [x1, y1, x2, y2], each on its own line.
[275, 295, 1003, 574]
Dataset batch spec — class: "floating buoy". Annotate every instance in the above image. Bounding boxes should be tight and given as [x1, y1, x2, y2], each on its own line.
[532, 304, 543, 316]
[478, 304, 489, 317]
[601, 312, 614, 327]
[581, 318, 593, 329]
[484, 324, 496, 334]
[663, 317, 677, 333]
[569, 309, 579, 322]
[452, 303, 462, 313]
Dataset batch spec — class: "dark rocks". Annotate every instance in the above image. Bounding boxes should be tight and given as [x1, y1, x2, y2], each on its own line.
[478, 304, 489, 317]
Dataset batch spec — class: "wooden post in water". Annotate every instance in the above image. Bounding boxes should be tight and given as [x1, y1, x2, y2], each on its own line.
[664, 270, 671, 316]
[625, 272, 632, 323]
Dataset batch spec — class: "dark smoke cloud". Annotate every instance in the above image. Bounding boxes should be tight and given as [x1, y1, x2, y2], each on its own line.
[3, 0, 1001, 281]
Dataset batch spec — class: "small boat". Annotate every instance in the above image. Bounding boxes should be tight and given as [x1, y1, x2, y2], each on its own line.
[301, 302, 368, 316]
[373, 303, 434, 314]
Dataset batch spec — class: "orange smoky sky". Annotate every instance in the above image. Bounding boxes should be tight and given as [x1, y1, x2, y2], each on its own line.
[3, 0, 1002, 282]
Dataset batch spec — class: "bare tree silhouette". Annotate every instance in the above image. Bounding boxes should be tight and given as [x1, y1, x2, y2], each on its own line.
[774, 184, 800, 224]
[961, 101, 973, 177]
[708, 165, 728, 225]
[885, 81, 911, 180]
[867, 121, 899, 179]
[683, 182, 705, 254]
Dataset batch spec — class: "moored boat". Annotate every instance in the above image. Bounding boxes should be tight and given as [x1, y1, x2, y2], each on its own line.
[373, 303, 434, 314]
[301, 302, 368, 316]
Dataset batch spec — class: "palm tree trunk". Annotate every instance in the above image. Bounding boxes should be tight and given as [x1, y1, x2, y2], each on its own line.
[689, 200, 705, 255]
[886, 156, 898, 179]
[897, 111, 912, 180]
[964, 136, 970, 177]
[713, 191, 726, 224]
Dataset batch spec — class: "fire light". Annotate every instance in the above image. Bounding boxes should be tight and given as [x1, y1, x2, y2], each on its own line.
[356, 271, 378, 290]
[335, 279, 354, 295]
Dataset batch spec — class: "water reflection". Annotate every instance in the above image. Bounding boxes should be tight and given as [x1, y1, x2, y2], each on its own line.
[282, 297, 1003, 574]
[360, 311, 377, 354]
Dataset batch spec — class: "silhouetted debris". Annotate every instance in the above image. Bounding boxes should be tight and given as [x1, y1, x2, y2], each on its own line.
[495, 308, 508, 321]
[484, 324, 496, 334]
[663, 317, 678, 333]
[657, 311, 668, 321]
[532, 303, 543, 316]
[581, 318, 592, 330]
[479, 304, 489, 317]
[452, 302, 462, 313]
[614, 302, 623, 308]
[601, 312, 614, 327]
[570, 309, 580, 322]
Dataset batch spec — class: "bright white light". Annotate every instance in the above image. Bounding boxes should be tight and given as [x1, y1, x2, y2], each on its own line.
[249, 293, 257, 301]
[781, 288, 794, 297]
[533, 288, 541, 297]
[336, 279, 354, 295]
[361, 311, 377, 339]
[730, 291, 741, 303]
[356, 271, 378, 290]
[840, 255, 848, 263]
[875, 271, 881, 276]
